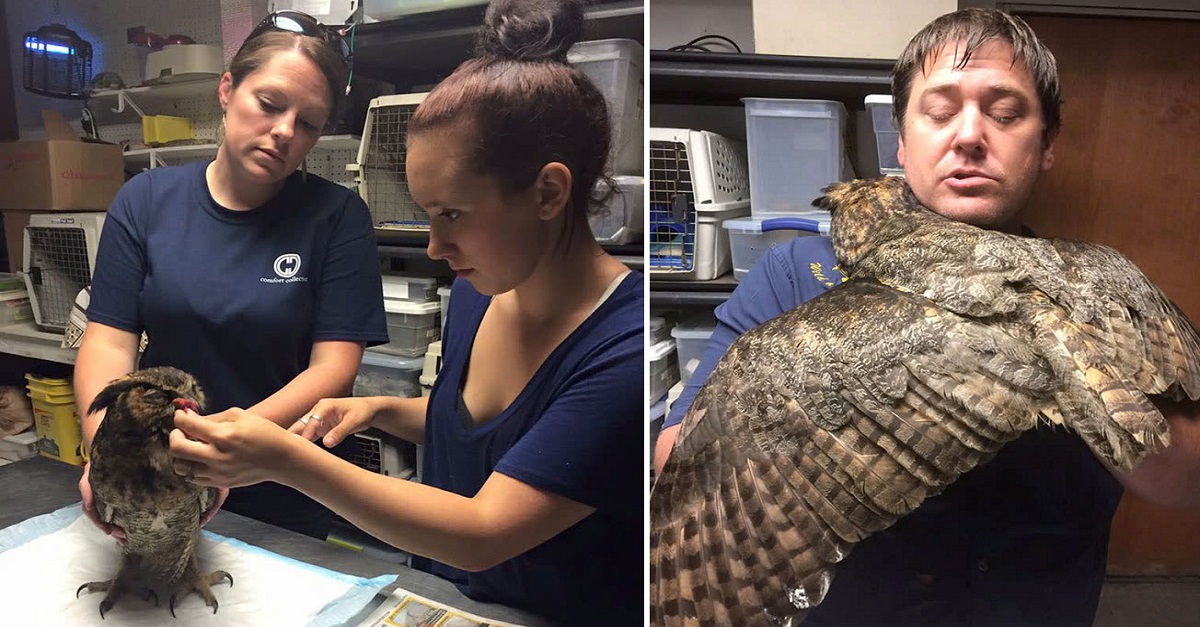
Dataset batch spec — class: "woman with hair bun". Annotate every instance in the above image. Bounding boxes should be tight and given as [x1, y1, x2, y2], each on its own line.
[170, 0, 644, 623]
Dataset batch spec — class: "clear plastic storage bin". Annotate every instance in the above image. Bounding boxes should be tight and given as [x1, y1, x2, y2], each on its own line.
[354, 351, 424, 398]
[742, 98, 850, 216]
[648, 339, 680, 403]
[568, 39, 644, 175]
[437, 286, 452, 335]
[866, 94, 903, 176]
[671, 312, 717, 385]
[648, 316, 672, 344]
[723, 213, 830, 281]
[372, 299, 441, 357]
[381, 274, 439, 302]
[589, 175, 644, 244]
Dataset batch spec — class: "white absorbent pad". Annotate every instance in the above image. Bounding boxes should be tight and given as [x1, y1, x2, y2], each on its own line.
[0, 504, 397, 626]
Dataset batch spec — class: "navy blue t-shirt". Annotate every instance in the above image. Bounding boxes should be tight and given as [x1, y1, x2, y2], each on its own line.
[666, 235, 1124, 626]
[411, 274, 644, 626]
[88, 160, 389, 537]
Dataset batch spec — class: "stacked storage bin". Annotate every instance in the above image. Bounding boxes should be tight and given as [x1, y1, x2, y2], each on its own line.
[866, 95, 904, 177]
[722, 98, 852, 280]
[568, 39, 646, 245]
[647, 315, 679, 408]
[351, 274, 441, 486]
[358, 274, 441, 400]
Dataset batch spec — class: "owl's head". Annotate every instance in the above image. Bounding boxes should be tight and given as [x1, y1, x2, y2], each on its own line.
[813, 177, 931, 274]
[88, 366, 206, 432]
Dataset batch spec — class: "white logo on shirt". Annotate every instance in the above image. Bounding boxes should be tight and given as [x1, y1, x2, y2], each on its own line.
[274, 254, 302, 278]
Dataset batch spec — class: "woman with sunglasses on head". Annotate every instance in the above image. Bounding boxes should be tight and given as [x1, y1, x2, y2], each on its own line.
[168, 0, 643, 624]
[74, 12, 388, 541]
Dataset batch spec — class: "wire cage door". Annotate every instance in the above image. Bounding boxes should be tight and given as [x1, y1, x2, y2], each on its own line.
[649, 140, 697, 272]
[22, 214, 104, 333]
[354, 93, 431, 231]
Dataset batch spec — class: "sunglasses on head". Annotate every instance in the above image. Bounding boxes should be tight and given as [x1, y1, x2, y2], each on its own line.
[241, 10, 356, 93]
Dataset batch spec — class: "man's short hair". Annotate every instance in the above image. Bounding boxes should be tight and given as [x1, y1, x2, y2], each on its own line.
[891, 8, 1061, 145]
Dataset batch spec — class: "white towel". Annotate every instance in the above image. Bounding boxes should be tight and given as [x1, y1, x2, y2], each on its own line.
[0, 504, 395, 626]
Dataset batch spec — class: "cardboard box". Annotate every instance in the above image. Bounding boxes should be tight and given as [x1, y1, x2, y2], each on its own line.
[0, 111, 124, 210]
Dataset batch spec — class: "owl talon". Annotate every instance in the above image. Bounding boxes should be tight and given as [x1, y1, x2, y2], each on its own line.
[99, 599, 113, 619]
[140, 588, 159, 607]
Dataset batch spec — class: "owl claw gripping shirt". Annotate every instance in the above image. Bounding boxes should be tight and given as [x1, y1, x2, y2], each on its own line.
[413, 274, 645, 626]
[87, 159, 389, 538]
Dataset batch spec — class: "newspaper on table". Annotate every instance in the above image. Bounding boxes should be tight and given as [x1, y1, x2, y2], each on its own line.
[357, 587, 530, 627]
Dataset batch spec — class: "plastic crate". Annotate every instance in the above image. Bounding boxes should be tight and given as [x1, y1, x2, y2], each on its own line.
[22, 212, 105, 332]
[866, 94, 904, 177]
[350, 429, 416, 479]
[381, 274, 439, 302]
[648, 338, 680, 403]
[437, 286, 451, 335]
[568, 39, 644, 175]
[354, 351, 425, 398]
[648, 127, 750, 280]
[742, 98, 852, 216]
[589, 175, 643, 245]
[723, 213, 829, 281]
[350, 92, 431, 231]
[0, 289, 33, 325]
[670, 312, 717, 385]
[648, 315, 672, 344]
[370, 299, 440, 357]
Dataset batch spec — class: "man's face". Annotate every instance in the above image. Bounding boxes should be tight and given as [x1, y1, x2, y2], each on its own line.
[898, 39, 1055, 232]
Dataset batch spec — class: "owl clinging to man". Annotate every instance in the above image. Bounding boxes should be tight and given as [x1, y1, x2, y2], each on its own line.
[650, 177, 1200, 626]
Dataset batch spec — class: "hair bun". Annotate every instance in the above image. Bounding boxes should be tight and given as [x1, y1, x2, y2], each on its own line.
[476, 0, 585, 63]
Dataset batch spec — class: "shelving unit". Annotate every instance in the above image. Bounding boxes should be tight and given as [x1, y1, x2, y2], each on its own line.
[0, 323, 77, 365]
[88, 77, 220, 117]
[647, 50, 892, 306]
[354, 0, 644, 88]
[120, 134, 361, 171]
[649, 50, 894, 107]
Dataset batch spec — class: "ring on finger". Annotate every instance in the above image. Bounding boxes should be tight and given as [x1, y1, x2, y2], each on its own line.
[309, 414, 323, 424]
[299, 416, 310, 426]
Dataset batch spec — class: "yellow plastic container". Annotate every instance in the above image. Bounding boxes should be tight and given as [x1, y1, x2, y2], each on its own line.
[25, 374, 86, 466]
[142, 115, 195, 146]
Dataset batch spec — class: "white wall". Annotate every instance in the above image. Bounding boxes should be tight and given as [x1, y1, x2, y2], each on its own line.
[649, 0, 756, 53]
[752, 0, 957, 59]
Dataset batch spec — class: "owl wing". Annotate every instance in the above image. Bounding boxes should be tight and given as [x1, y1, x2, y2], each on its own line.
[1041, 238, 1200, 400]
[649, 279, 1060, 627]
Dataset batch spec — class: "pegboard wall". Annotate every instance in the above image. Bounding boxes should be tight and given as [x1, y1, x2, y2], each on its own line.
[6, 0, 361, 183]
[6, 0, 231, 134]
[306, 146, 358, 187]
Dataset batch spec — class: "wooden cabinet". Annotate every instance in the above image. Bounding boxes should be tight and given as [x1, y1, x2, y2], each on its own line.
[1021, 12, 1200, 576]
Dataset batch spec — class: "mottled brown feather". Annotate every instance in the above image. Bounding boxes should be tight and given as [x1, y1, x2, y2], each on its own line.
[649, 178, 1200, 626]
